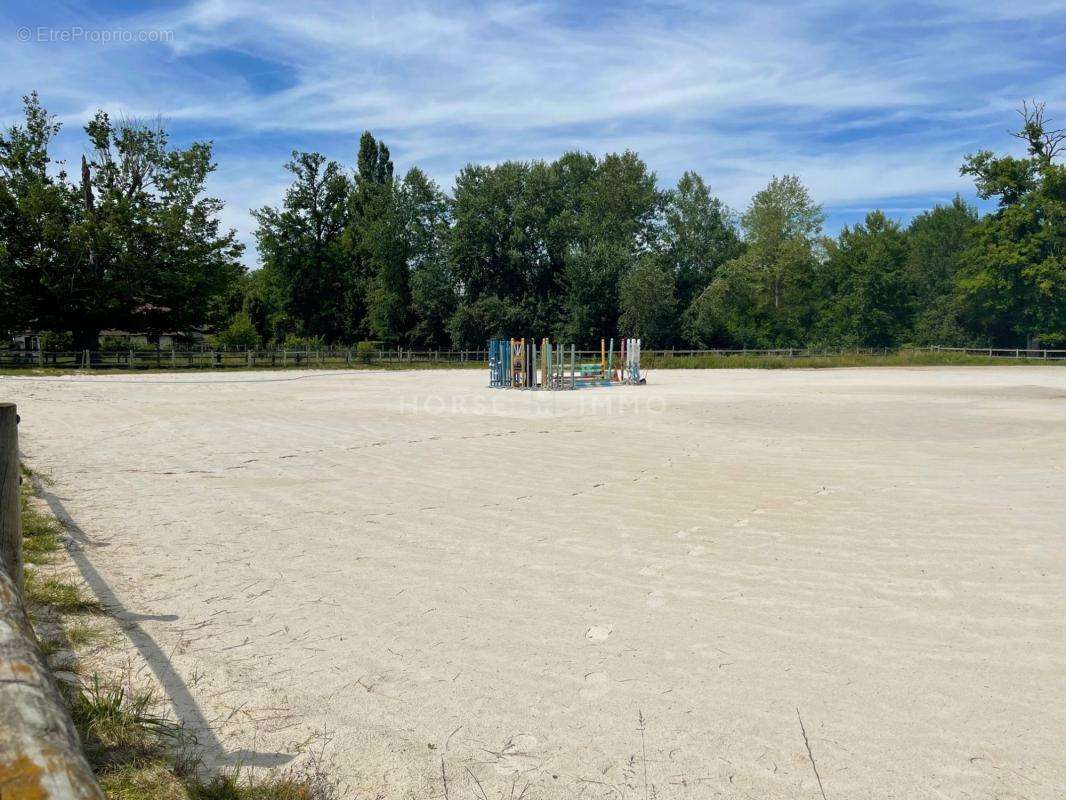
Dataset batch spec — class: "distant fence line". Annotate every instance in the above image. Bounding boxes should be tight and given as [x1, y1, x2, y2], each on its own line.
[0, 345, 1064, 370]
[0, 347, 490, 370]
[645, 345, 1066, 360]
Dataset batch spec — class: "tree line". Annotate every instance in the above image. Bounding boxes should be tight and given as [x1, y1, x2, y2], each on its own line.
[2, 93, 1063, 351]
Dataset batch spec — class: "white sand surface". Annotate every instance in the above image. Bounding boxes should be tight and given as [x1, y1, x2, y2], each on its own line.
[3, 367, 1065, 798]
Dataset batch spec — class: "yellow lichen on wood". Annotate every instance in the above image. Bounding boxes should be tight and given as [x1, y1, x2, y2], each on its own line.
[0, 565, 103, 799]
[0, 753, 48, 800]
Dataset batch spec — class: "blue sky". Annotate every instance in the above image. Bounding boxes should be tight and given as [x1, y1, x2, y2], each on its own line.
[4, 0, 1066, 266]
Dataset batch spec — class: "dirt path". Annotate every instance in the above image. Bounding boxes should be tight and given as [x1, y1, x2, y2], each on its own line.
[4, 367, 1064, 798]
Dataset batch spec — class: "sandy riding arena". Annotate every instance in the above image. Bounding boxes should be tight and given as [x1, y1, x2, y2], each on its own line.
[4, 367, 1065, 798]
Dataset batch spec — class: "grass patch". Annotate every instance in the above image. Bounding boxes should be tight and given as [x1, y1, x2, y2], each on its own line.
[19, 465, 64, 564]
[22, 512, 63, 564]
[66, 674, 177, 770]
[25, 568, 104, 614]
[18, 467, 101, 613]
[190, 764, 340, 800]
[98, 762, 192, 800]
[65, 671, 339, 800]
[95, 762, 340, 800]
[66, 618, 113, 649]
[20, 462, 54, 486]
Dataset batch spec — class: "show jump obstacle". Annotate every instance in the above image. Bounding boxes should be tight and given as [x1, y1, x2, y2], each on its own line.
[488, 337, 644, 389]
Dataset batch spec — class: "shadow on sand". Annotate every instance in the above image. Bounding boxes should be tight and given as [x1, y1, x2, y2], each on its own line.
[35, 476, 294, 770]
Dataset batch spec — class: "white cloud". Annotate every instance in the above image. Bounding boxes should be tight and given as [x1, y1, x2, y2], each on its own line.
[3, 0, 1062, 264]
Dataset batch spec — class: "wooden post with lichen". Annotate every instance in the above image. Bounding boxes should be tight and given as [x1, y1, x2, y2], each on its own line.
[0, 569, 105, 798]
[0, 404, 20, 590]
[0, 402, 104, 798]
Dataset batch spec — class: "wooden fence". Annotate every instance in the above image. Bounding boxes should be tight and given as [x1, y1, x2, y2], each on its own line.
[0, 347, 490, 370]
[641, 345, 1066, 360]
[0, 345, 1064, 371]
[0, 403, 104, 798]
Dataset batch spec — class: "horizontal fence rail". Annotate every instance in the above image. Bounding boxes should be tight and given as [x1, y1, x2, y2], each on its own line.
[0, 345, 1064, 370]
[0, 348, 491, 370]
[642, 346, 1066, 360]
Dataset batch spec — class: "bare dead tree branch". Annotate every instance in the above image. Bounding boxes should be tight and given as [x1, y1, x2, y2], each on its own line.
[1012, 99, 1066, 161]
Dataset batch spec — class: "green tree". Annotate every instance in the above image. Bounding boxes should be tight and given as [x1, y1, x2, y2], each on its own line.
[446, 150, 661, 346]
[402, 168, 455, 347]
[560, 242, 632, 345]
[351, 132, 409, 343]
[815, 211, 908, 347]
[253, 152, 350, 340]
[450, 161, 535, 303]
[235, 266, 290, 344]
[213, 311, 261, 349]
[80, 112, 244, 339]
[664, 171, 742, 309]
[740, 174, 824, 314]
[904, 196, 978, 345]
[0, 92, 79, 340]
[448, 160, 551, 343]
[957, 102, 1066, 346]
[578, 150, 661, 249]
[447, 294, 524, 347]
[618, 256, 676, 346]
[684, 253, 768, 347]
[0, 94, 243, 347]
[560, 151, 662, 344]
[360, 186, 408, 343]
[688, 175, 823, 347]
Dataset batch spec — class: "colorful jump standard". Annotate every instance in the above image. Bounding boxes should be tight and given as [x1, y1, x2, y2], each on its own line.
[488, 337, 645, 389]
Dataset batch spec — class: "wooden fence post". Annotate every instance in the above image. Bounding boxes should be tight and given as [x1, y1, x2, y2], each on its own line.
[0, 403, 21, 591]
